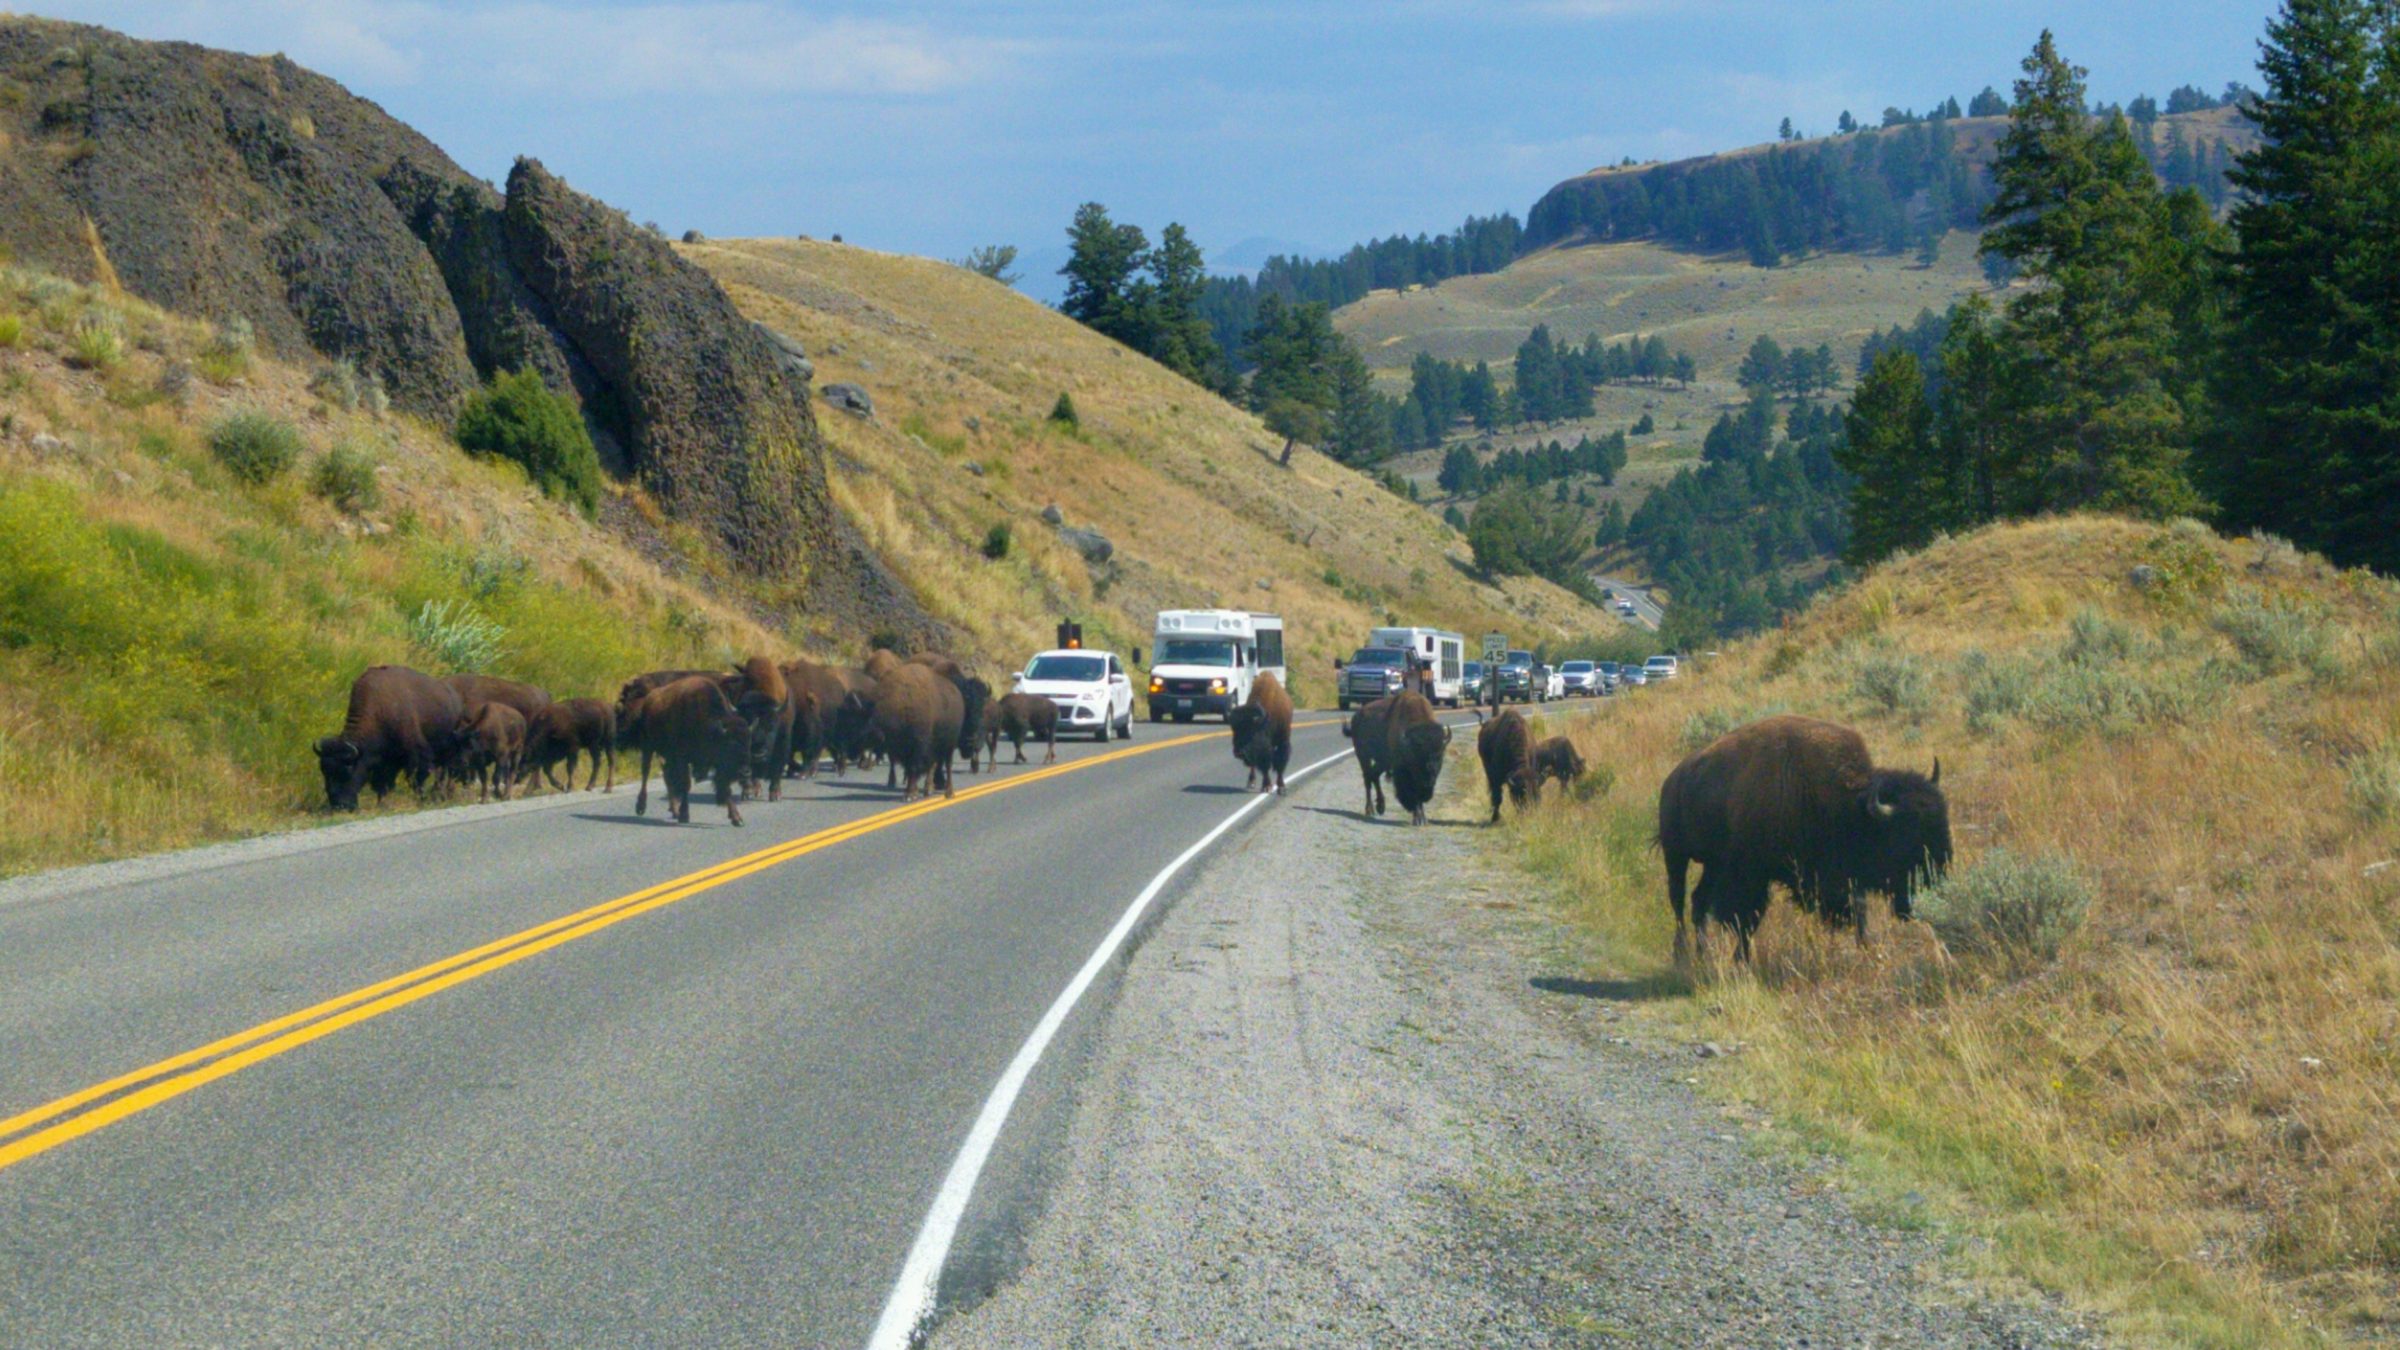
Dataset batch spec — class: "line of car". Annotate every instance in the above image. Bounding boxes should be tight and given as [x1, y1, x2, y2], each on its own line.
[1464, 653, 1681, 704]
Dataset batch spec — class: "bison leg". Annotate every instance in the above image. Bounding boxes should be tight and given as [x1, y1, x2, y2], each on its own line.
[1666, 851, 1693, 958]
[718, 758, 744, 827]
[597, 745, 613, 794]
[665, 758, 692, 824]
[1042, 727, 1056, 765]
[635, 747, 654, 816]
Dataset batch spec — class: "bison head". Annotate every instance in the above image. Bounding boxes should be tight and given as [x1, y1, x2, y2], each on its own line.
[1538, 740, 1588, 787]
[1857, 760, 1950, 918]
[1227, 703, 1269, 763]
[315, 736, 365, 811]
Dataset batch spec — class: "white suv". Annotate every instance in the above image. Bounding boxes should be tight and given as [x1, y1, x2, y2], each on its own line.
[1644, 655, 1680, 681]
[1016, 649, 1135, 741]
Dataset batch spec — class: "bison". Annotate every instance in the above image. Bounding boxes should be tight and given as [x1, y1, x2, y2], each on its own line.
[460, 701, 527, 803]
[1476, 709, 1534, 823]
[1658, 714, 1950, 962]
[951, 675, 991, 775]
[1227, 672, 1293, 795]
[315, 665, 462, 810]
[525, 698, 618, 793]
[984, 692, 1059, 765]
[1383, 692, 1450, 826]
[783, 660, 851, 777]
[627, 676, 754, 826]
[1526, 737, 1588, 802]
[865, 662, 963, 801]
[616, 669, 721, 737]
[443, 674, 551, 723]
[1342, 697, 1395, 818]
[727, 656, 795, 801]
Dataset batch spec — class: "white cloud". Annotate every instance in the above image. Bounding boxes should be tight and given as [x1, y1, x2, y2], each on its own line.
[49, 0, 1028, 99]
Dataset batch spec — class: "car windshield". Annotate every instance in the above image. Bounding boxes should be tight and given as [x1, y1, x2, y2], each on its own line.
[1562, 661, 1593, 673]
[1646, 657, 1673, 668]
[1026, 654, 1105, 683]
[1351, 647, 1407, 667]
[1508, 650, 1533, 666]
[1463, 661, 1483, 677]
[1156, 638, 1235, 667]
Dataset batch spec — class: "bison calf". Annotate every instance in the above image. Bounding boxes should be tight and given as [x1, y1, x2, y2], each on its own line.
[1526, 737, 1587, 802]
[1228, 672, 1293, 795]
[461, 702, 528, 803]
[985, 692, 1059, 765]
[1658, 714, 1950, 962]
[525, 698, 618, 793]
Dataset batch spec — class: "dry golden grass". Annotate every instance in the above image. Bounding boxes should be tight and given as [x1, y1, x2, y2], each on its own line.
[1503, 516, 2400, 1346]
[688, 238, 1612, 707]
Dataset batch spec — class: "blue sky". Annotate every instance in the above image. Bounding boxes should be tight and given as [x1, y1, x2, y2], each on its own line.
[52, 2, 2271, 296]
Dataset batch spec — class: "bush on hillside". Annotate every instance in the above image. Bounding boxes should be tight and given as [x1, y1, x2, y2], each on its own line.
[455, 369, 603, 516]
[310, 359, 388, 415]
[196, 317, 252, 383]
[310, 442, 381, 513]
[69, 316, 123, 371]
[208, 411, 303, 485]
[2349, 749, 2400, 823]
[407, 598, 505, 673]
[2210, 588, 2344, 680]
[1048, 392, 1079, 427]
[981, 521, 1012, 560]
[1917, 847, 2091, 974]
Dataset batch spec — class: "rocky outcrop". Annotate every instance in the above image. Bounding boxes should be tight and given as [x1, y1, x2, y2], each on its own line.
[0, 16, 880, 600]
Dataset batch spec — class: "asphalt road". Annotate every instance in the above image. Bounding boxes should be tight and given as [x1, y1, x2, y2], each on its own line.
[1588, 573, 1665, 632]
[0, 712, 1375, 1347]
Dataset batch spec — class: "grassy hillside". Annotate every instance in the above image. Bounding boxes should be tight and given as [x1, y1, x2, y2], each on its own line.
[1499, 517, 2400, 1345]
[0, 266, 795, 875]
[688, 237, 1611, 701]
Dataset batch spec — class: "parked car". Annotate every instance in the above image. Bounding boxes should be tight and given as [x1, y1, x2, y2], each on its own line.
[1015, 648, 1135, 741]
[1536, 663, 1566, 701]
[1461, 660, 1486, 703]
[1620, 667, 1648, 688]
[1494, 650, 1536, 702]
[1644, 654, 1680, 681]
[1559, 660, 1599, 697]
[1595, 661, 1622, 693]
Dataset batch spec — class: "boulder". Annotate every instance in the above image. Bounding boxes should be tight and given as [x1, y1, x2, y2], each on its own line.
[1040, 503, 1064, 526]
[822, 383, 875, 419]
[1058, 525, 1114, 564]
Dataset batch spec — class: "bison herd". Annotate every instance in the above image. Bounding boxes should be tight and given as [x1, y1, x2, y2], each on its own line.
[319, 651, 1951, 964]
[314, 646, 1006, 827]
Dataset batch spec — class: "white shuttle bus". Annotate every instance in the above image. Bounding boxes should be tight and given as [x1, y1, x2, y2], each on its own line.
[1368, 626, 1467, 707]
[1148, 610, 1287, 722]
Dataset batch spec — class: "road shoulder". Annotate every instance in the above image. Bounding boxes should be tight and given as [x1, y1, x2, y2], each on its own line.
[935, 744, 2095, 1347]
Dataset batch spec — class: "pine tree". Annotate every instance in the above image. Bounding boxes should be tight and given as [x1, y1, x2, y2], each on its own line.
[1737, 335, 1787, 394]
[1144, 223, 1224, 387]
[1325, 348, 1392, 465]
[1059, 203, 1150, 348]
[1838, 349, 1941, 565]
[1981, 32, 2203, 518]
[2207, 0, 2400, 573]
[1935, 294, 2010, 524]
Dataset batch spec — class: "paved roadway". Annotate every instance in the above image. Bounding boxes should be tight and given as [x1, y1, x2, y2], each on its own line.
[1588, 573, 1665, 632]
[0, 713, 1390, 1347]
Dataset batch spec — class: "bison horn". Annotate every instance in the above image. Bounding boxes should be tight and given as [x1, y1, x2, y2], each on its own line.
[1869, 782, 1898, 819]
[1930, 757, 1942, 787]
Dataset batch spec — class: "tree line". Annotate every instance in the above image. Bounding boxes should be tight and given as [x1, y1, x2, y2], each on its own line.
[1437, 431, 1630, 498]
[1841, 10, 2399, 580]
[1390, 331, 1695, 451]
[1194, 214, 1523, 368]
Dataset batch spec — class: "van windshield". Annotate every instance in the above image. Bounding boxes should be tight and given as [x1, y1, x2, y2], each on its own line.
[1507, 650, 1534, 666]
[1156, 638, 1236, 667]
[1026, 654, 1105, 683]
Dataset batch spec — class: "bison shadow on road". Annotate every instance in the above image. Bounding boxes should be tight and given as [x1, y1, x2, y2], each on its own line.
[1180, 784, 1252, 796]
[1292, 805, 1477, 829]
[1530, 973, 1690, 1003]
[570, 812, 715, 829]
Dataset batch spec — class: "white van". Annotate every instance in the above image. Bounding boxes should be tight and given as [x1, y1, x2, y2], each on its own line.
[1149, 610, 1287, 722]
[1357, 627, 1466, 706]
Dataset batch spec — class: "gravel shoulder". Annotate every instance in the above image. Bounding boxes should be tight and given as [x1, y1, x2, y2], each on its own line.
[936, 744, 2097, 1348]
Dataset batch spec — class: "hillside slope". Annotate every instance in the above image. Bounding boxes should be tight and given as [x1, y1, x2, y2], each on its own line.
[1503, 517, 2400, 1345]
[689, 238, 1612, 699]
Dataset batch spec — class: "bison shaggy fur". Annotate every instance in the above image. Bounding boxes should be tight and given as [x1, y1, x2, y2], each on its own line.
[868, 663, 964, 801]
[1477, 710, 1533, 823]
[316, 665, 461, 810]
[985, 692, 1059, 765]
[1227, 672, 1293, 795]
[461, 701, 528, 803]
[1657, 714, 1950, 961]
[627, 676, 753, 826]
[526, 698, 618, 793]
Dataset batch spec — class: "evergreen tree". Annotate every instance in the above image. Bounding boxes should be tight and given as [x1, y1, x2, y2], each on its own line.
[1059, 203, 1151, 347]
[1970, 87, 2010, 117]
[1243, 295, 1346, 464]
[2207, 0, 2400, 573]
[1981, 32, 2203, 518]
[1839, 110, 1858, 134]
[1437, 444, 1483, 495]
[1145, 223, 1225, 387]
[1935, 294, 2011, 524]
[1325, 348, 1392, 465]
[1838, 349, 1941, 564]
[1737, 335, 1787, 394]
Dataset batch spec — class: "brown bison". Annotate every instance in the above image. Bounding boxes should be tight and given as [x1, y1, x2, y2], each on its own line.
[727, 656, 796, 801]
[1342, 697, 1395, 818]
[316, 665, 462, 810]
[444, 674, 551, 723]
[984, 692, 1059, 765]
[1658, 714, 1951, 962]
[461, 701, 527, 803]
[525, 698, 618, 793]
[627, 676, 754, 826]
[868, 662, 964, 801]
[951, 675, 991, 775]
[1476, 709, 1533, 823]
[616, 669, 721, 735]
[1227, 672, 1293, 795]
[862, 648, 905, 680]
[1383, 692, 1450, 826]
[783, 661, 854, 777]
[1526, 737, 1588, 801]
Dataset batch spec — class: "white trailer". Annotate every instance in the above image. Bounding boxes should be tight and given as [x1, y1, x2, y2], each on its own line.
[1149, 610, 1287, 722]
[1367, 626, 1467, 707]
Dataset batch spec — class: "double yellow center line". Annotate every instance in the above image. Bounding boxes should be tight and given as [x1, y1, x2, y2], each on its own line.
[0, 728, 1230, 1174]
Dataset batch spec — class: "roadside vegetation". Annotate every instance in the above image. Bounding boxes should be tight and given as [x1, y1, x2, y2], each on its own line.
[1500, 516, 2400, 1345]
[0, 266, 780, 875]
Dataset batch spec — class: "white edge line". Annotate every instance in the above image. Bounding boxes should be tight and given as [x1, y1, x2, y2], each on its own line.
[866, 744, 1358, 1350]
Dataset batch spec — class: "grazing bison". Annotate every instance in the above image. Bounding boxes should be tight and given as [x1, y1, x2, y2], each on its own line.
[1383, 692, 1450, 826]
[627, 676, 754, 826]
[1658, 714, 1951, 962]
[1228, 672, 1293, 795]
[525, 698, 618, 793]
[316, 665, 461, 810]
[727, 656, 795, 801]
[1342, 697, 1394, 818]
[862, 648, 905, 680]
[870, 662, 964, 801]
[951, 675, 991, 775]
[984, 692, 1059, 765]
[443, 674, 551, 723]
[1477, 709, 1534, 823]
[461, 701, 527, 802]
[1526, 737, 1588, 802]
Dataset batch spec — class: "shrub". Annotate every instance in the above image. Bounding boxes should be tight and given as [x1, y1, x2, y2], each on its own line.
[981, 521, 1012, 560]
[1847, 646, 1932, 720]
[1049, 392, 1079, 427]
[1959, 650, 2035, 734]
[2023, 659, 2222, 737]
[207, 411, 303, 485]
[197, 317, 252, 382]
[2211, 588, 2344, 680]
[1680, 704, 1785, 751]
[309, 359, 380, 413]
[310, 442, 381, 513]
[455, 369, 602, 516]
[69, 317, 122, 370]
[2349, 750, 2400, 824]
[2062, 607, 2141, 666]
[1917, 848, 2091, 973]
[406, 598, 505, 673]
[461, 540, 531, 599]
[0, 313, 21, 348]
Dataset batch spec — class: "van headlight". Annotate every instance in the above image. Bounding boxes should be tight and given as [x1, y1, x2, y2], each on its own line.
[1208, 679, 1226, 694]
[1149, 677, 1163, 693]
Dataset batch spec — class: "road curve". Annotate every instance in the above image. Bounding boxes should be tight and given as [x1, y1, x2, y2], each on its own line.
[0, 713, 1379, 1347]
